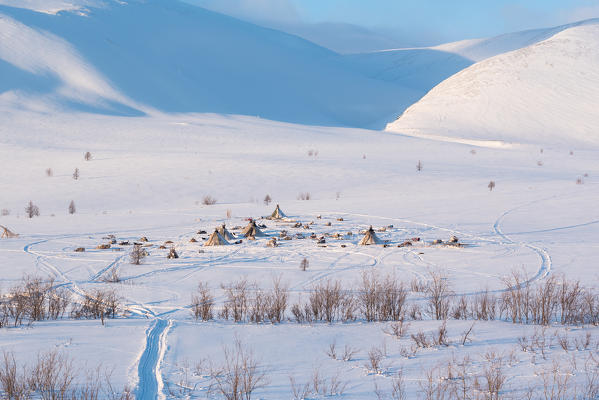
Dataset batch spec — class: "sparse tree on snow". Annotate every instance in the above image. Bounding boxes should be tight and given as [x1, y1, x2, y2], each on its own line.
[68, 200, 76, 215]
[72, 168, 80, 180]
[25, 201, 40, 218]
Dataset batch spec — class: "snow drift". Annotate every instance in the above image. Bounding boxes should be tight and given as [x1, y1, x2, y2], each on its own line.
[385, 21, 599, 147]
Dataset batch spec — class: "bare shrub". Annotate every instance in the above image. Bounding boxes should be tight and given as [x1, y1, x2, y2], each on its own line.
[25, 201, 40, 218]
[68, 200, 76, 215]
[297, 192, 311, 201]
[71, 289, 120, 325]
[192, 282, 214, 321]
[0, 350, 131, 400]
[84, 152, 92, 161]
[202, 195, 217, 205]
[308, 280, 352, 323]
[419, 366, 449, 400]
[471, 290, 497, 320]
[341, 345, 359, 362]
[426, 270, 452, 320]
[209, 338, 268, 400]
[416, 160, 423, 172]
[359, 272, 408, 322]
[460, 323, 475, 345]
[0, 351, 29, 400]
[365, 347, 384, 374]
[300, 258, 309, 271]
[101, 268, 121, 284]
[45, 168, 53, 177]
[488, 180, 496, 191]
[220, 279, 251, 322]
[28, 350, 75, 400]
[263, 195, 272, 205]
[384, 320, 410, 339]
[289, 376, 311, 400]
[72, 168, 79, 180]
[482, 356, 505, 400]
[129, 244, 147, 265]
[411, 330, 431, 349]
[326, 341, 337, 360]
[433, 321, 449, 346]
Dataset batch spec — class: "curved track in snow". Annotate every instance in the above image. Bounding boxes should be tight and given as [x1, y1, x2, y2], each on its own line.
[136, 318, 171, 400]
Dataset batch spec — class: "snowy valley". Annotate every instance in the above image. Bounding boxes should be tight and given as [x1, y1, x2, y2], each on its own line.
[0, 1, 598, 399]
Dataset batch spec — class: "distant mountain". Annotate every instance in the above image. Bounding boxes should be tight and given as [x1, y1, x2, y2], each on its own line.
[385, 20, 599, 147]
[0, 0, 421, 128]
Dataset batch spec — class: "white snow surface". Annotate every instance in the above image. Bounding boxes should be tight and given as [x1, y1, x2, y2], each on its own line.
[386, 22, 599, 148]
[1, 109, 598, 398]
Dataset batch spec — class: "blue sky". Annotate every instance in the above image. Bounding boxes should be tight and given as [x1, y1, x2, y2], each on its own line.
[188, 0, 599, 49]
[291, 0, 599, 40]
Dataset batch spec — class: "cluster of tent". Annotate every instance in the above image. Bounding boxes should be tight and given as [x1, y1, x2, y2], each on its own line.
[203, 205, 383, 247]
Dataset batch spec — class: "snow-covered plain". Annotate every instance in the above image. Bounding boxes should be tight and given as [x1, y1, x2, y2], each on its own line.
[1, 109, 598, 398]
[1, 1, 599, 398]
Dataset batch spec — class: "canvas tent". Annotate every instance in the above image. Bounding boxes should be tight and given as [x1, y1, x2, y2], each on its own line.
[217, 224, 236, 241]
[359, 226, 381, 245]
[241, 219, 265, 238]
[0, 225, 19, 239]
[204, 229, 230, 246]
[269, 204, 287, 220]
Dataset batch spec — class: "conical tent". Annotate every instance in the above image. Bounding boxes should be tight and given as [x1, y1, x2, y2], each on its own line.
[0, 225, 19, 239]
[241, 220, 265, 238]
[204, 229, 230, 246]
[359, 226, 381, 245]
[270, 204, 287, 219]
[217, 224, 236, 241]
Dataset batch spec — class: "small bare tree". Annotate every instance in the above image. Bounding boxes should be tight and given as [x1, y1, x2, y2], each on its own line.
[192, 283, 214, 321]
[263, 195, 272, 205]
[84, 151, 92, 161]
[129, 244, 147, 265]
[416, 160, 423, 172]
[45, 168, 53, 177]
[300, 258, 309, 271]
[68, 200, 76, 215]
[488, 181, 496, 191]
[25, 201, 40, 218]
[203, 195, 217, 205]
[426, 271, 452, 320]
[209, 338, 268, 400]
[72, 168, 80, 180]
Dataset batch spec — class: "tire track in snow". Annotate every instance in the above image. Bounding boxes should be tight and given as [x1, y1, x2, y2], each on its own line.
[493, 205, 552, 284]
[136, 318, 172, 400]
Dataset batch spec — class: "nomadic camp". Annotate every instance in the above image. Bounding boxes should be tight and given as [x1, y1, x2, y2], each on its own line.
[204, 229, 230, 246]
[269, 204, 287, 220]
[240, 219, 265, 238]
[0, 225, 18, 238]
[217, 224, 236, 241]
[359, 226, 381, 245]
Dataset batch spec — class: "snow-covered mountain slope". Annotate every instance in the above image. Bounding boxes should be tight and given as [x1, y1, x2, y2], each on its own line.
[345, 19, 599, 96]
[0, 0, 421, 127]
[385, 22, 599, 148]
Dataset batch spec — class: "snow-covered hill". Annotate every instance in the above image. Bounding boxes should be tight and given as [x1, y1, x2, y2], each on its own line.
[0, 0, 422, 127]
[385, 21, 599, 148]
[345, 19, 599, 97]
